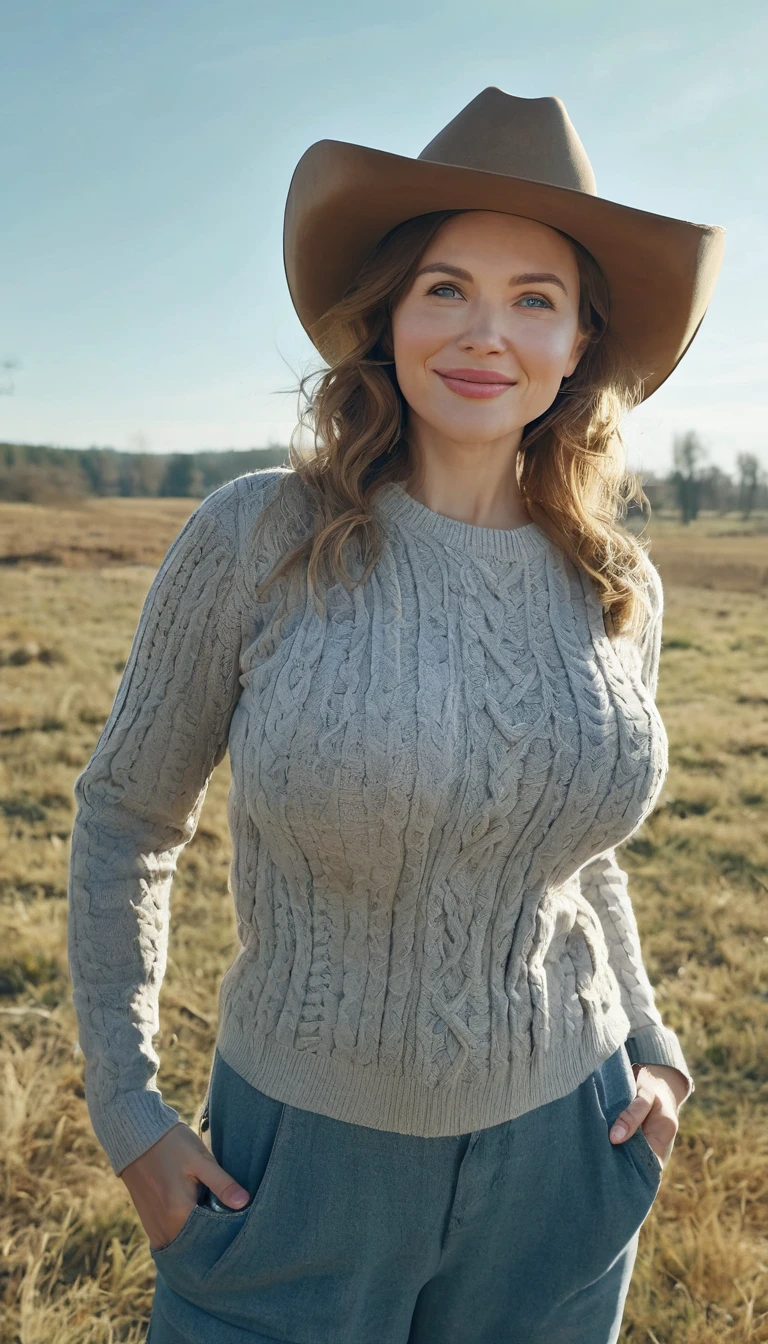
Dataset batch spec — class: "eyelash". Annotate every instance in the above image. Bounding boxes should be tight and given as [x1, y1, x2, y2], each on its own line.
[427, 283, 553, 310]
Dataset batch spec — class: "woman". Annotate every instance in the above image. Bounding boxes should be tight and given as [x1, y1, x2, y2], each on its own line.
[67, 89, 724, 1343]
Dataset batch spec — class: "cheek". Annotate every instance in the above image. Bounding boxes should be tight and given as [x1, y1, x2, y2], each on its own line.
[393, 309, 441, 360]
[518, 324, 579, 383]
[392, 312, 443, 398]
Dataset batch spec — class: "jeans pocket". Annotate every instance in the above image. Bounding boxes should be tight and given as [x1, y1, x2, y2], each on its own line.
[593, 1042, 663, 1197]
[150, 1055, 289, 1296]
[628, 1119, 664, 1187]
[150, 1192, 251, 1264]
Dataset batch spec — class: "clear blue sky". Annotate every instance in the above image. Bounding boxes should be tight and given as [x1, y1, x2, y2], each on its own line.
[2, 0, 766, 477]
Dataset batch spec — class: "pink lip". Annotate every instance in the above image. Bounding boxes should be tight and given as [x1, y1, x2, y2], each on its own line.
[435, 367, 514, 383]
[434, 367, 516, 400]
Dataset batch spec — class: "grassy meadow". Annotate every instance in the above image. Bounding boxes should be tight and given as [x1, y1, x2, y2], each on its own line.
[0, 493, 766, 1342]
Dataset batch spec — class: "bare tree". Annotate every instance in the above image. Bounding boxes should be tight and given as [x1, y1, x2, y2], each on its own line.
[670, 430, 708, 524]
[0, 356, 22, 396]
[736, 452, 761, 520]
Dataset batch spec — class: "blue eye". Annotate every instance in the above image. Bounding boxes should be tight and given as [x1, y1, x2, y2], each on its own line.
[426, 284, 552, 308]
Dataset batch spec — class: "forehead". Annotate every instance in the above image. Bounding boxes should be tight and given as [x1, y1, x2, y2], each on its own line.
[422, 210, 577, 270]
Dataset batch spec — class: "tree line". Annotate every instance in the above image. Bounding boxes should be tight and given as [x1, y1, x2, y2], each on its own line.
[0, 442, 289, 506]
[0, 435, 765, 523]
[655, 432, 766, 523]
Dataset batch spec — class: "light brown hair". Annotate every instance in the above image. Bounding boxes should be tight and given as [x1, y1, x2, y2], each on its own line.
[250, 209, 658, 642]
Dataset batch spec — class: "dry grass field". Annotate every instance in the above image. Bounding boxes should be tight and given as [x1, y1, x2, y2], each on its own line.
[0, 492, 767, 1343]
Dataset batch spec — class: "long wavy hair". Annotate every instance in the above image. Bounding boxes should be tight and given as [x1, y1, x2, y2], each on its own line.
[249, 208, 657, 641]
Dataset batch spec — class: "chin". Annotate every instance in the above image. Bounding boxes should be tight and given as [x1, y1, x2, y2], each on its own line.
[426, 411, 526, 441]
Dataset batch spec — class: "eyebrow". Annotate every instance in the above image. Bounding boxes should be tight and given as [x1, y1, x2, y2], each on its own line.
[414, 262, 568, 293]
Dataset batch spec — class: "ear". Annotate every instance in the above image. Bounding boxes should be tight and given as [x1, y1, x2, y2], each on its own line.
[564, 330, 591, 379]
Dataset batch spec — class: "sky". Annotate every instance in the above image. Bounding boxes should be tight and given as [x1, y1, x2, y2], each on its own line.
[2, 0, 766, 479]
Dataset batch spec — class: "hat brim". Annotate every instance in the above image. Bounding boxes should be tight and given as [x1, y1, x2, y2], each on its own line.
[283, 139, 725, 401]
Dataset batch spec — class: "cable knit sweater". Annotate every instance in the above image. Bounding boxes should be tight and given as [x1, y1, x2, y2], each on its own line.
[67, 466, 694, 1176]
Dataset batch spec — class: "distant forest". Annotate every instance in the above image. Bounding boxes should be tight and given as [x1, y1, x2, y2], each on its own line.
[0, 435, 765, 523]
[0, 441, 290, 505]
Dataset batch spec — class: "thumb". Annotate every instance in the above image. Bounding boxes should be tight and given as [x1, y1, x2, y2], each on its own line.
[196, 1153, 250, 1210]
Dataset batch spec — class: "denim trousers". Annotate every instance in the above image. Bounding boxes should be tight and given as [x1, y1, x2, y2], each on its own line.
[146, 1039, 663, 1344]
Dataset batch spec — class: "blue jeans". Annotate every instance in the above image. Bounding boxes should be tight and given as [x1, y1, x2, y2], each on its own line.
[146, 1040, 662, 1343]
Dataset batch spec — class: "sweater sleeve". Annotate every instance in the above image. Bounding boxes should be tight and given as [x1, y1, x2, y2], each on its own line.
[67, 481, 247, 1175]
[578, 558, 695, 1104]
[577, 851, 694, 1101]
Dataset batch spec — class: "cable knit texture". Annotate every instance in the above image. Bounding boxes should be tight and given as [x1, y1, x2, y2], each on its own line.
[67, 466, 694, 1176]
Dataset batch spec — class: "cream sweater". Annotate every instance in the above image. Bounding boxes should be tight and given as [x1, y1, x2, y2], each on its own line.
[67, 467, 693, 1176]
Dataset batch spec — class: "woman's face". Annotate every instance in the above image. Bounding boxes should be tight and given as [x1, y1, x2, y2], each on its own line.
[391, 210, 588, 450]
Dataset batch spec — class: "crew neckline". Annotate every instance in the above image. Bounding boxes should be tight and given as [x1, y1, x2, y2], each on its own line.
[374, 481, 549, 561]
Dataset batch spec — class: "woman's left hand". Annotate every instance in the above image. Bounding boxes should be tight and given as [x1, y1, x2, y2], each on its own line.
[609, 1064, 690, 1170]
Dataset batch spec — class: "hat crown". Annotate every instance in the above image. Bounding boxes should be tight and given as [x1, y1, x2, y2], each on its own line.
[417, 88, 597, 196]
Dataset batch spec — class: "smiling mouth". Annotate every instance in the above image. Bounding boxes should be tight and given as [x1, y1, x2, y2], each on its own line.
[434, 370, 517, 399]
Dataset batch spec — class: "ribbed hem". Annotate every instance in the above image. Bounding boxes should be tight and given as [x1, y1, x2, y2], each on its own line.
[215, 1002, 634, 1138]
[90, 1088, 183, 1176]
[373, 481, 550, 562]
[624, 1025, 695, 1104]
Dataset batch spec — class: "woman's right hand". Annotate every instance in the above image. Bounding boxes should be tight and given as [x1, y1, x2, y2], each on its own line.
[119, 1121, 251, 1251]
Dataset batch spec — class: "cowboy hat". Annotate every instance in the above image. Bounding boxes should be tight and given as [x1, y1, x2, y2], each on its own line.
[282, 87, 725, 400]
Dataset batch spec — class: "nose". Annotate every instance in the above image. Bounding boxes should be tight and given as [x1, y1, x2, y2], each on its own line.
[456, 301, 508, 356]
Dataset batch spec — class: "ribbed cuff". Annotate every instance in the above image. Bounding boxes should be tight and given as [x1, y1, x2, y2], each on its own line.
[89, 1089, 184, 1176]
[625, 1025, 695, 1104]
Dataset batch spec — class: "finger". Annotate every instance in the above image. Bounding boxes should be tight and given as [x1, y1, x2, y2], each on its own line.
[195, 1153, 250, 1209]
[609, 1094, 652, 1143]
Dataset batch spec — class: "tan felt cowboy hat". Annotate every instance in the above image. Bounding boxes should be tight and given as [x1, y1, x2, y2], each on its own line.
[283, 87, 725, 400]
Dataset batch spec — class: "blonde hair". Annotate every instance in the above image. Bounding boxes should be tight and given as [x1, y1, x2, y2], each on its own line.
[251, 209, 658, 642]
